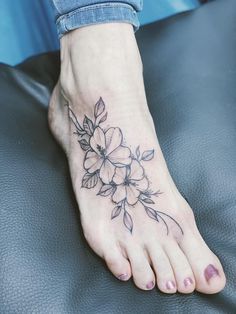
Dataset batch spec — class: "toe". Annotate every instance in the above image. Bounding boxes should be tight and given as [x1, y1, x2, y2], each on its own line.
[179, 233, 226, 294]
[126, 246, 156, 291]
[104, 246, 132, 282]
[163, 241, 195, 294]
[147, 243, 177, 294]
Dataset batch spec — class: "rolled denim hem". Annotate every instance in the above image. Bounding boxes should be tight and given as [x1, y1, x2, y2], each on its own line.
[56, 3, 140, 38]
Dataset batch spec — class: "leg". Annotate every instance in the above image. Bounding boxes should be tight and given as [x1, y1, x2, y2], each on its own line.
[49, 23, 226, 294]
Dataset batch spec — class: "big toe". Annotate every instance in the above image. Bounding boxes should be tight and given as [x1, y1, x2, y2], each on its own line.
[180, 233, 226, 294]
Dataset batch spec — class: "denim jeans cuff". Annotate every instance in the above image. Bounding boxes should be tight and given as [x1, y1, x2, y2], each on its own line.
[56, 3, 140, 38]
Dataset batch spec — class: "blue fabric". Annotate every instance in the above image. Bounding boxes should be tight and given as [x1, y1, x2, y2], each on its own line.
[53, 0, 201, 38]
[54, 2, 142, 38]
[0, 0, 59, 66]
[52, 0, 142, 15]
[0, 0, 202, 65]
[140, 0, 200, 24]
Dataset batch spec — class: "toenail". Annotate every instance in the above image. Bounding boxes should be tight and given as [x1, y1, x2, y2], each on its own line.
[117, 274, 129, 281]
[204, 264, 220, 282]
[146, 281, 155, 290]
[166, 280, 176, 290]
[184, 277, 193, 287]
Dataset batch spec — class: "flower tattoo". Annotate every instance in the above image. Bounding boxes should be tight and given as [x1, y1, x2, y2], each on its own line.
[67, 97, 183, 235]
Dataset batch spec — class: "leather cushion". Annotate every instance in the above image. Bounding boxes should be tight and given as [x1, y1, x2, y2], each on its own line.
[0, 0, 235, 313]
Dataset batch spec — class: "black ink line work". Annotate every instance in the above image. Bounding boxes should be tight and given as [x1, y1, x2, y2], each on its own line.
[67, 97, 183, 235]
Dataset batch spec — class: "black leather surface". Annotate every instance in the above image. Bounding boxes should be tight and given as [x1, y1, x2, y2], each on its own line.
[1, 0, 236, 313]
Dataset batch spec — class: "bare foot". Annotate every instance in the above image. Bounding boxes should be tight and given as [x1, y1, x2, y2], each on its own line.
[48, 23, 226, 294]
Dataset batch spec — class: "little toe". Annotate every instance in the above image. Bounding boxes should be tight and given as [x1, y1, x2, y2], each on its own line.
[104, 246, 132, 282]
[126, 246, 156, 291]
[147, 243, 177, 294]
[163, 241, 195, 294]
[180, 233, 226, 294]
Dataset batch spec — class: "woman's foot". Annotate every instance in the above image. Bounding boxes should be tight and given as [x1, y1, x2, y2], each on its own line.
[48, 23, 226, 294]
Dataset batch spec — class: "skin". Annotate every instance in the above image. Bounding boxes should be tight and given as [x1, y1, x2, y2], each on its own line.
[48, 23, 226, 294]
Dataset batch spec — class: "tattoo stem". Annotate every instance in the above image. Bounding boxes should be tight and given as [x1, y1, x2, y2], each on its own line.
[139, 200, 183, 235]
[156, 210, 184, 235]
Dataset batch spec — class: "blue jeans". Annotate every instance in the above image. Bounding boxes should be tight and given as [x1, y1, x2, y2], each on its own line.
[51, 0, 143, 38]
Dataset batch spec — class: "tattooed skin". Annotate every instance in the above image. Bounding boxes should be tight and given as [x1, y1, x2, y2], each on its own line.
[67, 97, 183, 235]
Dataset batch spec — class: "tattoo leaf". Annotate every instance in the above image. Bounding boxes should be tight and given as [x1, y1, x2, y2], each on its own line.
[153, 190, 163, 197]
[111, 205, 122, 219]
[145, 207, 159, 221]
[94, 97, 105, 118]
[135, 146, 140, 159]
[141, 149, 154, 161]
[68, 108, 85, 134]
[96, 111, 107, 125]
[83, 116, 94, 135]
[82, 172, 98, 189]
[141, 198, 155, 204]
[74, 130, 86, 136]
[78, 139, 90, 151]
[97, 184, 115, 197]
[123, 211, 133, 233]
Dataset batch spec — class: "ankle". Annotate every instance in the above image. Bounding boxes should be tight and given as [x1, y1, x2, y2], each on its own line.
[58, 23, 146, 111]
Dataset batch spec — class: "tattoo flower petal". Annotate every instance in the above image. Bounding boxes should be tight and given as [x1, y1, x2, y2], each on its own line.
[86, 126, 131, 183]
[129, 160, 144, 181]
[112, 167, 126, 185]
[100, 159, 116, 184]
[108, 146, 131, 167]
[112, 185, 127, 203]
[105, 127, 123, 155]
[134, 176, 149, 191]
[84, 151, 104, 173]
[126, 185, 140, 205]
[90, 127, 106, 155]
[112, 160, 149, 205]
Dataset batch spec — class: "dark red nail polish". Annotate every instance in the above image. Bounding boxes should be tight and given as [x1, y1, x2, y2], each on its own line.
[204, 264, 219, 282]
[118, 274, 129, 281]
[146, 281, 155, 290]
